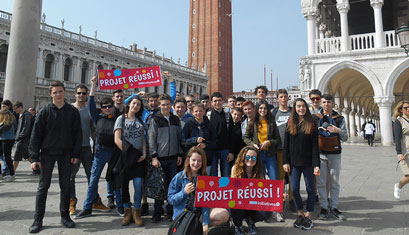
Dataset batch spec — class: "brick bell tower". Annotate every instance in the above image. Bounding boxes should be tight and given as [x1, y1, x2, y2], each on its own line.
[188, 0, 233, 97]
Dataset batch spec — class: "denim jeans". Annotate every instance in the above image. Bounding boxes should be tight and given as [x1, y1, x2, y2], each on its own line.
[210, 149, 230, 177]
[123, 177, 143, 209]
[70, 147, 93, 199]
[0, 140, 15, 176]
[260, 151, 278, 180]
[83, 146, 122, 210]
[290, 165, 315, 212]
[154, 157, 178, 216]
[34, 154, 72, 221]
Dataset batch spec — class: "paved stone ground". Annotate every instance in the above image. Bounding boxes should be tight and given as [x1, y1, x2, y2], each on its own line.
[1, 142, 408, 235]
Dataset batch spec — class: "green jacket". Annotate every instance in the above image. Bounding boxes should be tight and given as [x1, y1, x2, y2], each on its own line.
[243, 117, 281, 156]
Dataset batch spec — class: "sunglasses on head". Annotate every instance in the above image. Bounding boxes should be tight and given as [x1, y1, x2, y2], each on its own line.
[76, 92, 87, 95]
[101, 105, 113, 109]
[311, 97, 321, 101]
[245, 155, 257, 161]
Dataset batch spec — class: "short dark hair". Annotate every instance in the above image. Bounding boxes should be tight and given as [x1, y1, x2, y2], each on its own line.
[277, 89, 288, 95]
[236, 97, 246, 102]
[254, 85, 268, 95]
[13, 101, 23, 108]
[231, 107, 243, 114]
[148, 92, 159, 99]
[321, 94, 333, 101]
[100, 97, 114, 106]
[227, 95, 236, 100]
[200, 94, 209, 101]
[75, 84, 88, 93]
[112, 89, 123, 96]
[1, 99, 12, 109]
[192, 102, 205, 110]
[309, 89, 322, 98]
[211, 92, 223, 100]
[159, 93, 172, 102]
[186, 94, 195, 100]
[173, 97, 187, 107]
[49, 80, 65, 94]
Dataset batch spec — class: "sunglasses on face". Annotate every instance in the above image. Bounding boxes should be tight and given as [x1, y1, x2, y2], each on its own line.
[311, 97, 321, 101]
[403, 107, 409, 110]
[77, 92, 87, 95]
[245, 155, 257, 161]
[101, 105, 113, 109]
[187, 100, 195, 103]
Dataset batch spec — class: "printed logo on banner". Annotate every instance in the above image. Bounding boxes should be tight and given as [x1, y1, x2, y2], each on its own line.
[98, 66, 162, 90]
[195, 176, 284, 212]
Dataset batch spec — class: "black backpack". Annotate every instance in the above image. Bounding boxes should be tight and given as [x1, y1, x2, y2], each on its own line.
[168, 210, 203, 235]
[96, 116, 116, 147]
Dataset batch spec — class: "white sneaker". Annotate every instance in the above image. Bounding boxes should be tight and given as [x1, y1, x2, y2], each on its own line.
[275, 212, 285, 222]
[5, 175, 15, 182]
[394, 183, 401, 200]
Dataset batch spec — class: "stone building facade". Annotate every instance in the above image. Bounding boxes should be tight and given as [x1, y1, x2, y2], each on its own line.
[0, 10, 208, 109]
[300, 0, 409, 146]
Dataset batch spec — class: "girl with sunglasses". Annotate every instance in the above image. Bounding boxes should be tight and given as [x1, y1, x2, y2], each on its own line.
[230, 146, 271, 235]
[393, 100, 409, 200]
[282, 98, 320, 230]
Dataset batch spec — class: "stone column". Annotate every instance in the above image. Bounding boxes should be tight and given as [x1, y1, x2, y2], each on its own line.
[55, 52, 63, 81]
[337, 2, 350, 52]
[357, 110, 362, 132]
[343, 108, 351, 137]
[350, 110, 357, 137]
[302, 8, 318, 55]
[371, 0, 385, 48]
[36, 48, 44, 78]
[4, 0, 42, 108]
[375, 96, 394, 146]
[73, 57, 80, 83]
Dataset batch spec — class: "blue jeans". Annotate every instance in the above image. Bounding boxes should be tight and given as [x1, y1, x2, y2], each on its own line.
[290, 165, 315, 212]
[210, 149, 230, 177]
[260, 151, 278, 180]
[0, 154, 9, 174]
[123, 177, 143, 209]
[83, 147, 122, 210]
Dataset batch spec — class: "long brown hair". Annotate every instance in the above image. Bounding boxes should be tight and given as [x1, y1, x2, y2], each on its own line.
[287, 98, 314, 135]
[232, 146, 263, 179]
[183, 146, 207, 181]
[393, 100, 409, 119]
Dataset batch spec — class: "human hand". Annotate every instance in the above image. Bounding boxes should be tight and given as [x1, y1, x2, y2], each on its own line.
[198, 142, 206, 149]
[138, 154, 146, 162]
[177, 156, 183, 166]
[91, 76, 97, 87]
[31, 162, 41, 171]
[283, 164, 290, 173]
[203, 225, 209, 235]
[227, 153, 234, 162]
[253, 144, 260, 150]
[398, 154, 405, 161]
[197, 137, 205, 143]
[313, 167, 320, 176]
[152, 157, 160, 168]
[327, 125, 340, 133]
[71, 158, 79, 164]
[260, 141, 269, 150]
[184, 182, 195, 194]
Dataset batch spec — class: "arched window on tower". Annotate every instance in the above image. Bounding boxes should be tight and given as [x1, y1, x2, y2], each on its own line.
[63, 57, 72, 81]
[179, 82, 184, 95]
[81, 61, 89, 84]
[44, 54, 55, 79]
[0, 44, 8, 73]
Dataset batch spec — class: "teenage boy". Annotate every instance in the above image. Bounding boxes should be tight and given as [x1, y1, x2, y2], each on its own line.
[254, 85, 274, 110]
[112, 89, 125, 117]
[314, 94, 348, 221]
[229, 108, 245, 162]
[208, 92, 233, 177]
[241, 100, 255, 136]
[142, 92, 160, 125]
[69, 84, 110, 215]
[309, 89, 322, 114]
[236, 97, 245, 109]
[272, 89, 294, 220]
[200, 94, 211, 113]
[12, 101, 32, 172]
[149, 94, 183, 223]
[227, 95, 236, 113]
[185, 94, 196, 114]
[173, 98, 193, 129]
[29, 81, 82, 233]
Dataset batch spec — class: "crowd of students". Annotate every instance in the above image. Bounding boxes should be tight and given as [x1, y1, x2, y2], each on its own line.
[3, 74, 406, 234]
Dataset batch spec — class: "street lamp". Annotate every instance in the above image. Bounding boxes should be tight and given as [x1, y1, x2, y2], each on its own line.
[396, 24, 409, 56]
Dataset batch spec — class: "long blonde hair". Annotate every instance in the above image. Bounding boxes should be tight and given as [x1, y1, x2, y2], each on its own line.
[231, 146, 263, 179]
[0, 109, 16, 126]
[393, 100, 409, 119]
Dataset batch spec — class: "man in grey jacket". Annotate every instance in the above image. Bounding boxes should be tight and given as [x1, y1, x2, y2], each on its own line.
[149, 93, 183, 223]
[12, 101, 32, 172]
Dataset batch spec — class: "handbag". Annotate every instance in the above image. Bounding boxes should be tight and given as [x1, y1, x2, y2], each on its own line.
[144, 164, 167, 200]
[168, 210, 203, 235]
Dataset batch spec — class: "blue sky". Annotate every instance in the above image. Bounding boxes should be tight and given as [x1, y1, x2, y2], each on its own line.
[3, 0, 307, 92]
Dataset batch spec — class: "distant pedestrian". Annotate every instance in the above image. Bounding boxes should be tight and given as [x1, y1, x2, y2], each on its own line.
[364, 121, 375, 146]
[12, 101, 32, 172]
[0, 109, 17, 181]
[28, 81, 82, 233]
[393, 100, 409, 200]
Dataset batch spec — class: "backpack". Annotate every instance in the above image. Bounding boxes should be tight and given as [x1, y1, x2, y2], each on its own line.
[168, 210, 203, 235]
[313, 113, 342, 154]
[96, 116, 116, 147]
[144, 164, 167, 200]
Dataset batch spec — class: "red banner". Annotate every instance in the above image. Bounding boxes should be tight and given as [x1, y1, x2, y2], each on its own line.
[98, 66, 162, 90]
[195, 176, 283, 212]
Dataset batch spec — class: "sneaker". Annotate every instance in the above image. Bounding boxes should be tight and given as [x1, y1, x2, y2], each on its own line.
[92, 198, 110, 211]
[74, 209, 92, 219]
[293, 215, 304, 228]
[301, 217, 313, 230]
[276, 212, 285, 222]
[117, 207, 125, 217]
[234, 225, 245, 235]
[61, 217, 75, 228]
[107, 196, 115, 209]
[151, 214, 161, 223]
[5, 175, 15, 182]
[28, 220, 43, 233]
[394, 183, 401, 200]
[330, 208, 345, 220]
[318, 208, 329, 220]
[247, 223, 257, 235]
